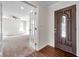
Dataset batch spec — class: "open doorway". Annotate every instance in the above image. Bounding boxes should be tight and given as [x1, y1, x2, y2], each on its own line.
[0, 1, 37, 57]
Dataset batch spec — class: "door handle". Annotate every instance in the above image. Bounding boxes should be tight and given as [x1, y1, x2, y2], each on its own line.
[54, 27, 56, 31]
[54, 28, 56, 31]
[54, 27, 56, 33]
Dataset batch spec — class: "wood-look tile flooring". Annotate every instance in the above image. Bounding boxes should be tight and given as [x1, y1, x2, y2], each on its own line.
[28, 45, 76, 57]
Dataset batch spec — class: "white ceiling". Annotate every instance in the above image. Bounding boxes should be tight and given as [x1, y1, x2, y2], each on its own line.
[2, 1, 57, 20]
[2, 1, 34, 20]
[39, 1, 57, 7]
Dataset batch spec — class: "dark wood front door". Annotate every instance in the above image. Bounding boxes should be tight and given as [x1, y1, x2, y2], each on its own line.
[55, 5, 76, 55]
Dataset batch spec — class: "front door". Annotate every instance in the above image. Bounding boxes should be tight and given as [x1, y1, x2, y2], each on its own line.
[55, 5, 76, 55]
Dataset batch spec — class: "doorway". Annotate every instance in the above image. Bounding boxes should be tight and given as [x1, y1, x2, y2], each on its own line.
[55, 5, 76, 55]
[0, 1, 37, 57]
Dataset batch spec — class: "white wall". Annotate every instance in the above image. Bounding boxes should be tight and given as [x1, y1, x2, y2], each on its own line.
[48, 1, 79, 56]
[28, 1, 49, 50]
[38, 6, 48, 50]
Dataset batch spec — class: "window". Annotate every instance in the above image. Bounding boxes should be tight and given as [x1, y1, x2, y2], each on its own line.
[61, 15, 67, 38]
[26, 21, 30, 35]
[19, 22, 25, 33]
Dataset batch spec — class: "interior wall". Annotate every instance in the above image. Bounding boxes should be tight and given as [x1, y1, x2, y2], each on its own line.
[28, 1, 49, 50]
[48, 1, 79, 56]
[38, 6, 48, 50]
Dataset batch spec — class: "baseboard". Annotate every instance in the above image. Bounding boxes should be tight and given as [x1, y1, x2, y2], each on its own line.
[36, 43, 54, 51]
[36, 44, 48, 51]
[48, 43, 55, 47]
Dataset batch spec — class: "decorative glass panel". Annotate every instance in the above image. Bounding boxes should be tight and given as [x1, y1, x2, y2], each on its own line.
[61, 15, 67, 38]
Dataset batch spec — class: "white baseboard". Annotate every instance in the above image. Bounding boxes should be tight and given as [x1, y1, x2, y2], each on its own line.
[36, 43, 55, 51]
[36, 44, 48, 51]
[48, 43, 55, 47]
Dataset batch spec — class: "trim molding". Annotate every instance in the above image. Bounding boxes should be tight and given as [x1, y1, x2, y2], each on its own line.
[36, 44, 48, 51]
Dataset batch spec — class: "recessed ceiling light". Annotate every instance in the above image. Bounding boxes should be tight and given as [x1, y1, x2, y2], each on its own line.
[20, 6, 24, 10]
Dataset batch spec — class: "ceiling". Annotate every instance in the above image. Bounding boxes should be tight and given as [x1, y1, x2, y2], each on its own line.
[39, 1, 57, 7]
[2, 1, 57, 20]
[2, 1, 34, 20]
